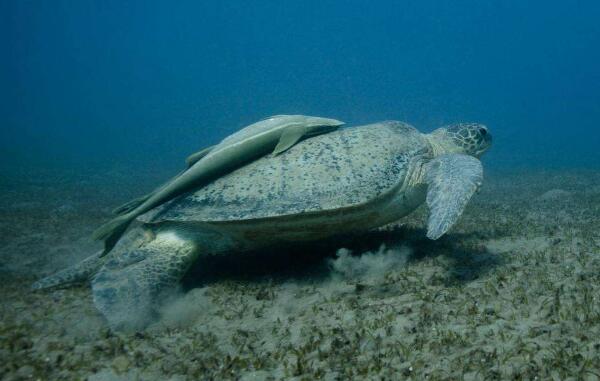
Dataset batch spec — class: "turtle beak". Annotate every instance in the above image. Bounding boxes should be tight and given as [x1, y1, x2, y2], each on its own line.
[480, 126, 492, 145]
[477, 126, 492, 156]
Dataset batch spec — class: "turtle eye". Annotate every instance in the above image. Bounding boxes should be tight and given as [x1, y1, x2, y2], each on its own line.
[479, 127, 487, 136]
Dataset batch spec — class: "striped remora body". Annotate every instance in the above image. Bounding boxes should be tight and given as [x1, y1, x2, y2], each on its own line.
[92, 114, 344, 254]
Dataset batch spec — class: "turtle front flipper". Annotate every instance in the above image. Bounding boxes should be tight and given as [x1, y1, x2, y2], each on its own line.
[91, 228, 201, 331]
[424, 153, 483, 240]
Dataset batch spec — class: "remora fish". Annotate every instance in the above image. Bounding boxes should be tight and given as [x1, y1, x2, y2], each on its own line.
[93, 115, 344, 253]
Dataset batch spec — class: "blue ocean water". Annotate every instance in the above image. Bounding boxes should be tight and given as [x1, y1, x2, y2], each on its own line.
[1, 0, 599, 173]
[3, 3, 600, 378]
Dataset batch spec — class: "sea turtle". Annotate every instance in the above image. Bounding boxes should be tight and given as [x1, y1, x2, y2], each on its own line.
[34, 120, 492, 330]
[93, 115, 344, 254]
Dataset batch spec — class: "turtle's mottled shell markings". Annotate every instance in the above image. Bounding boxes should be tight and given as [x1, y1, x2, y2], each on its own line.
[140, 121, 430, 224]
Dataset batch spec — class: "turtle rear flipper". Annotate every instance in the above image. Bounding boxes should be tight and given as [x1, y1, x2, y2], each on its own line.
[32, 251, 105, 290]
[424, 153, 483, 240]
[91, 230, 200, 331]
[32, 227, 151, 290]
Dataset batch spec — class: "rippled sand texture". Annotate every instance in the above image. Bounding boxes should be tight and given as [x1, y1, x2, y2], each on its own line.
[1, 169, 599, 380]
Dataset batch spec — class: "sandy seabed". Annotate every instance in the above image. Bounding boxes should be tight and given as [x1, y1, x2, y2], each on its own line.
[1, 168, 599, 380]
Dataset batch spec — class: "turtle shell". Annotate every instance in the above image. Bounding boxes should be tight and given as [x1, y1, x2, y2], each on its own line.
[139, 121, 429, 223]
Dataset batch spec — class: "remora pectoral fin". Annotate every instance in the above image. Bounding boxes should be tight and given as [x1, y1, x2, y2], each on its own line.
[185, 145, 214, 167]
[272, 126, 306, 156]
[424, 154, 483, 240]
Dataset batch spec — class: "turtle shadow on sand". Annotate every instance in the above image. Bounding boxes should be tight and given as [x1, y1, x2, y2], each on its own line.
[182, 225, 503, 290]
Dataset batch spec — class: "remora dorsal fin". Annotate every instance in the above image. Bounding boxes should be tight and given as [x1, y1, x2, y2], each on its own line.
[185, 145, 215, 167]
[112, 195, 151, 215]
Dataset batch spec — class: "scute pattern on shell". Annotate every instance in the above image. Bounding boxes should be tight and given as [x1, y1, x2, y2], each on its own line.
[141, 121, 429, 223]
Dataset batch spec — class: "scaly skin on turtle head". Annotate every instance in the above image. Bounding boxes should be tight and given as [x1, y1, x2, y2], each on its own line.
[426, 123, 492, 158]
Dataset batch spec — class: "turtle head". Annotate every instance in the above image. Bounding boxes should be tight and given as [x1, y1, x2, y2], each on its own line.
[429, 123, 492, 157]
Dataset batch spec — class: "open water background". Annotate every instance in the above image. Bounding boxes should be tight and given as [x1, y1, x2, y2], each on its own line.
[2, 1, 599, 175]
